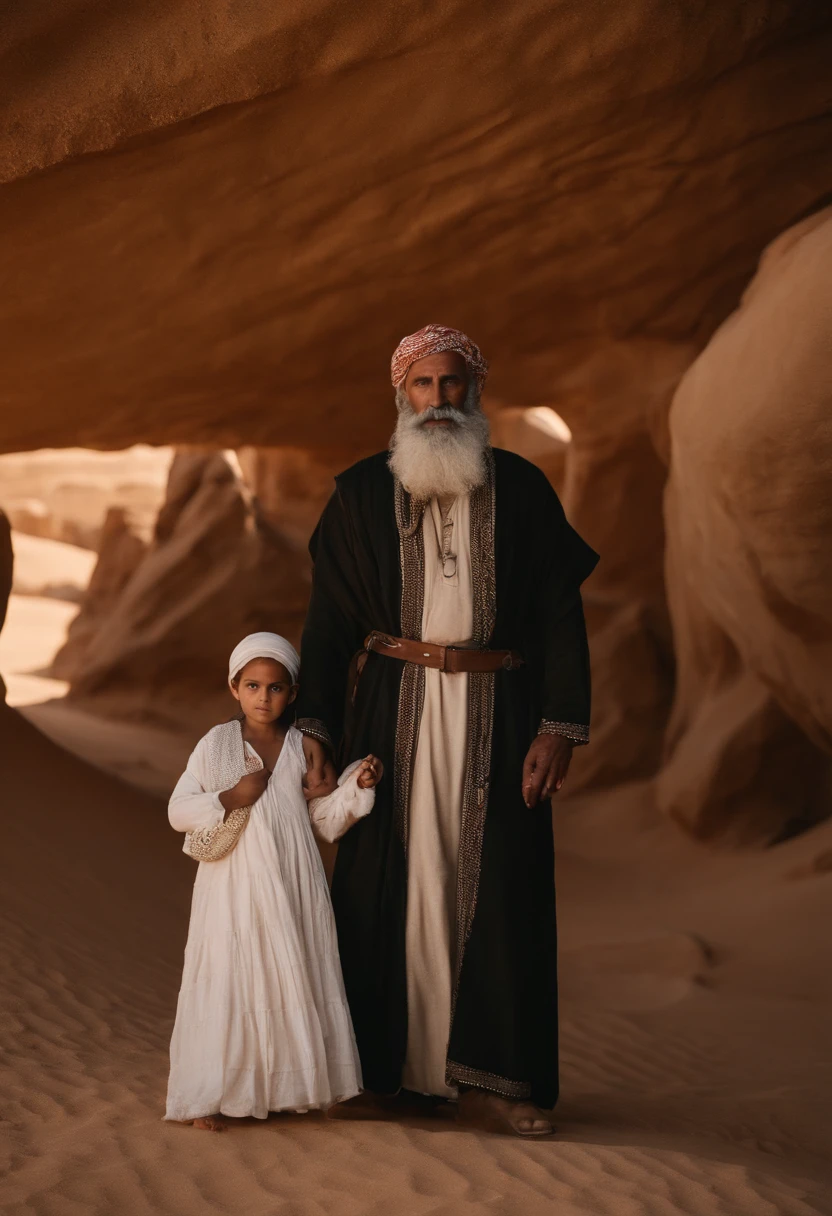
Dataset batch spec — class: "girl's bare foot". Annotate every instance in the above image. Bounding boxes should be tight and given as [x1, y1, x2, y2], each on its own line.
[457, 1089, 555, 1137]
[192, 1114, 228, 1132]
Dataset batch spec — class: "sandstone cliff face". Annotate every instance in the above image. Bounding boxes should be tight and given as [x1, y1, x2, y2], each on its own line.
[659, 210, 832, 841]
[64, 451, 310, 731]
[562, 341, 695, 792]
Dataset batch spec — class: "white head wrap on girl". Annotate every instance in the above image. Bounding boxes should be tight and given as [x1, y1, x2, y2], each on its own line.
[228, 632, 300, 687]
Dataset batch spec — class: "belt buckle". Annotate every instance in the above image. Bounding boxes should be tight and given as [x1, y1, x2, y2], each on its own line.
[446, 645, 468, 674]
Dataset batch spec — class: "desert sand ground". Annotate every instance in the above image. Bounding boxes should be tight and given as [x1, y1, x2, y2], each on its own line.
[1, 596, 831, 1215]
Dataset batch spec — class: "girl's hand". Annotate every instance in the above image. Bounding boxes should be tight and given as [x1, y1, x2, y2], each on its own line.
[220, 769, 270, 815]
[357, 756, 383, 790]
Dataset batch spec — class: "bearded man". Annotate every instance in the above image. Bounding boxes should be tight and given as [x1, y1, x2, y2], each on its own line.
[296, 325, 598, 1136]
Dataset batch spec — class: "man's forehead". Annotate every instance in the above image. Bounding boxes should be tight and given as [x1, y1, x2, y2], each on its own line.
[406, 350, 469, 380]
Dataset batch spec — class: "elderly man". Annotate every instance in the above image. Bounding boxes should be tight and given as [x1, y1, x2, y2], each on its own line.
[296, 325, 597, 1135]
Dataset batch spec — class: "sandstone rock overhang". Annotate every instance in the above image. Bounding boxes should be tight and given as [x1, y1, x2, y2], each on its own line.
[0, 2, 831, 453]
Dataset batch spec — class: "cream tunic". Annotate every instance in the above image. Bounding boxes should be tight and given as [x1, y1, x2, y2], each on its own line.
[402, 494, 472, 1097]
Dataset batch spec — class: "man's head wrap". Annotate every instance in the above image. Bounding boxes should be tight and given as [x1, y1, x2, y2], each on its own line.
[229, 632, 300, 686]
[390, 324, 489, 390]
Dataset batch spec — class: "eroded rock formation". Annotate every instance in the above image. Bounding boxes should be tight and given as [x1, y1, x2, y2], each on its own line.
[52, 508, 148, 681]
[659, 210, 832, 841]
[64, 450, 309, 731]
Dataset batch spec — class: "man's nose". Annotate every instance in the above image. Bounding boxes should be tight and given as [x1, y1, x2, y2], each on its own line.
[426, 377, 444, 408]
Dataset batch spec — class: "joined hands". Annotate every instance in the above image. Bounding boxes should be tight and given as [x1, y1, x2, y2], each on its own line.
[356, 755, 383, 790]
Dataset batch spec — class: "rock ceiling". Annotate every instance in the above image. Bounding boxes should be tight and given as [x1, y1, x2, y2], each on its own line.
[0, 1, 830, 454]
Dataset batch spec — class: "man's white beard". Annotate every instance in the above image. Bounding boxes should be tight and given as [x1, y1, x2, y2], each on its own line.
[388, 383, 491, 500]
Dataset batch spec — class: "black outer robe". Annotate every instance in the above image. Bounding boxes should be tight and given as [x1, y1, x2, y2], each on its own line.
[296, 447, 598, 1108]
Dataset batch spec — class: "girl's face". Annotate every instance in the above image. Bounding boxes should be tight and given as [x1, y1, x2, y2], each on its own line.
[231, 658, 297, 724]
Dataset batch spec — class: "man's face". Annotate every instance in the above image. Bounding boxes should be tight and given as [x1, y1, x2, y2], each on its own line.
[403, 351, 469, 427]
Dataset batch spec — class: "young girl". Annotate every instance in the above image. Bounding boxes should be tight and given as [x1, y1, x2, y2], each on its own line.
[165, 632, 381, 1130]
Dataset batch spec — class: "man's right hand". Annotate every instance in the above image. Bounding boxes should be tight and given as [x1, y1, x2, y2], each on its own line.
[301, 734, 338, 801]
[220, 769, 270, 816]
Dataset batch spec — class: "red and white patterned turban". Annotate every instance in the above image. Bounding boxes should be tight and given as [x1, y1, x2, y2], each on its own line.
[390, 324, 489, 390]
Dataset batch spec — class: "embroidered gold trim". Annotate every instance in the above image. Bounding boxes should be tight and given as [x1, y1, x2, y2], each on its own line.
[296, 717, 333, 748]
[445, 1059, 532, 1100]
[538, 719, 589, 745]
[393, 480, 427, 848]
[452, 450, 496, 1012]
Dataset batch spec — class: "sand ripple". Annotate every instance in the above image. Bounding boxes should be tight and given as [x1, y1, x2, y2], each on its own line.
[2, 707, 831, 1214]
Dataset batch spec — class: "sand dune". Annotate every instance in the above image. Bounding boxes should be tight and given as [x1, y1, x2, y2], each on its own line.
[2, 698, 830, 1215]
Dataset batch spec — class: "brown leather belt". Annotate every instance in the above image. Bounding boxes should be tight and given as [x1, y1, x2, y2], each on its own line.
[364, 631, 524, 673]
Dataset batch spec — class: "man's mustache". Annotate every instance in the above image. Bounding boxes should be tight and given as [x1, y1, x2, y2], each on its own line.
[415, 404, 464, 426]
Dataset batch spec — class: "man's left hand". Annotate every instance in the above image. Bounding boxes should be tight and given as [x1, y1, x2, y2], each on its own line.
[522, 734, 574, 808]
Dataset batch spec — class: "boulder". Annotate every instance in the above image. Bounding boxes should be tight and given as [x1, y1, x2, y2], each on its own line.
[659, 210, 832, 840]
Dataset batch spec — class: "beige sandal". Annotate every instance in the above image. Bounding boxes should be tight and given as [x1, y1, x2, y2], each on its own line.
[457, 1090, 555, 1137]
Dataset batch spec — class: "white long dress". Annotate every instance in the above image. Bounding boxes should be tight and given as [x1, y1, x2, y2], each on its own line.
[165, 724, 369, 1121]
